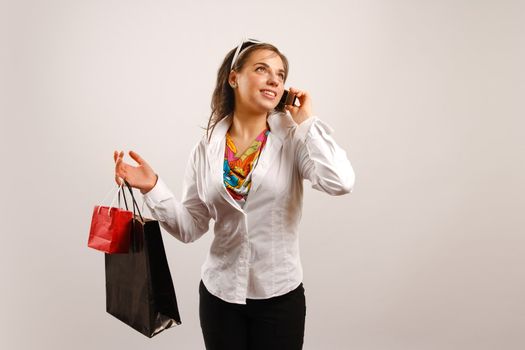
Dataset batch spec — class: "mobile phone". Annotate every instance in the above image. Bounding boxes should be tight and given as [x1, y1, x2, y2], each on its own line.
[277, 89, 298, 110]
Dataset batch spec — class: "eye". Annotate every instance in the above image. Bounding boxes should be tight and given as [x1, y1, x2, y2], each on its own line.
[256, 66, 266, 72]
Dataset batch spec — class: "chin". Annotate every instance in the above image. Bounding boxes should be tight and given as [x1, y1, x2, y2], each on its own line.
[252, 100, 276, 113]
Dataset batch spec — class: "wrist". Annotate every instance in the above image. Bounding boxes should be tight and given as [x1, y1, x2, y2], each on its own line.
[294, 114, 312, 125]
[141, 174, 158, 194]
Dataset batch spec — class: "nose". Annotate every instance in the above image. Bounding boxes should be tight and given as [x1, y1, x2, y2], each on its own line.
[267, 72, 280, 86]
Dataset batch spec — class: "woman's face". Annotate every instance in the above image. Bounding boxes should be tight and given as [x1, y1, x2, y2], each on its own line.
[230, 49, 286, 114]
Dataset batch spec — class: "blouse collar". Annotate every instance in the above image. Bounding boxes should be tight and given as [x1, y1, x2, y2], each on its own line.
[208, 110, 296, 146]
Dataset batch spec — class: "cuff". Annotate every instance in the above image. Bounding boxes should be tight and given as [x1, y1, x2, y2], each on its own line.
[294, 116, 317, 142]
[294, 116, 335, 142]
[142, 176, 173, 205]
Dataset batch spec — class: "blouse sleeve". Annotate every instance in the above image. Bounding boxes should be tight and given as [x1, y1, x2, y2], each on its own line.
[142, 143, 211, 243]
[292, 116, 356, 195]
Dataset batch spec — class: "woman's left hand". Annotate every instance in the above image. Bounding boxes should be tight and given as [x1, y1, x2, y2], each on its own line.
[285, 87, 313, 125]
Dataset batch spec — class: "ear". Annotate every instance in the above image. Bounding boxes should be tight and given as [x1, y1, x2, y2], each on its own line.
[228, 70, 237, 86]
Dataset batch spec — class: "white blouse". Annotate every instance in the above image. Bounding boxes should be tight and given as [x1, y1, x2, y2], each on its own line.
[142, 111, 355, 304]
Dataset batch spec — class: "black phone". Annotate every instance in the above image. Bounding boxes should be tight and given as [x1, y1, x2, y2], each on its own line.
[276, 89, 298, 110]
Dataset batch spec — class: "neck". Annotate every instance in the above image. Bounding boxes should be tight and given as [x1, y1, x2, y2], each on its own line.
[229, 105, 269, 140]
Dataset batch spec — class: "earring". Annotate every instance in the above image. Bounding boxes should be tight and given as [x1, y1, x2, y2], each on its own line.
[230, 82, 237, 88]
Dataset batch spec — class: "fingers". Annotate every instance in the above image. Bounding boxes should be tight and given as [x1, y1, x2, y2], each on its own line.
[114, 151, 123, 169]
[289, 86, 307, 98]
[113, 150, 147, 187]
[114, 150, 126, 185]
[114, 150, 124, 163]
[289, 86, 301, 96]
[128, 150, 146, 165]
[114, 174, 123, 186]
[285, 87, 313, 121]
[288, 87, 307, 108]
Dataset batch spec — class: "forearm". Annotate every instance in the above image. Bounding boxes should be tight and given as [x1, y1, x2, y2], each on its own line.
[142, 176, 210, 243]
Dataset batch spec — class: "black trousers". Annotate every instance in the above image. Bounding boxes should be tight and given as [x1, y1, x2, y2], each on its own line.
[199, 280, 306, 350]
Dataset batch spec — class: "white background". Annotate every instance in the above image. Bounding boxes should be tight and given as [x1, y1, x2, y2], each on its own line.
[2, 0, 524, 349]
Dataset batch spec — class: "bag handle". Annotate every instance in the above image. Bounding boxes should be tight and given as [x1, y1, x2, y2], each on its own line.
[121, 180, 145, 253]
[123, 180, 144, 223]
[99, 182, 121, 205]
[97, 183, 125, 216]
[117, 184, 129, 210]
[95, 180, 144, 223]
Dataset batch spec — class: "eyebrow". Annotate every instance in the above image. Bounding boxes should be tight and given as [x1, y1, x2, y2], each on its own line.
[253, 62, 285, 74]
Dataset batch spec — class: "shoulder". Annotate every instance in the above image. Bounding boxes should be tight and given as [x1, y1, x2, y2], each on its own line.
[185, 133, 208, 164]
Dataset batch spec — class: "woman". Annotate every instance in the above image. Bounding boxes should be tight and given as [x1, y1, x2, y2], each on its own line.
[114, 38, 355, 350]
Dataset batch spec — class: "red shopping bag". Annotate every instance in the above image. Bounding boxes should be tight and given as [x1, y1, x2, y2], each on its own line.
[88, 184, 133, 253]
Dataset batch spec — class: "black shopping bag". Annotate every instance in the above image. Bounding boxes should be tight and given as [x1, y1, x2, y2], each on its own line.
[104, 181, 181, 337]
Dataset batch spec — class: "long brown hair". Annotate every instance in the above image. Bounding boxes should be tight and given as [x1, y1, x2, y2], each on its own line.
[206, 40, 289, 142]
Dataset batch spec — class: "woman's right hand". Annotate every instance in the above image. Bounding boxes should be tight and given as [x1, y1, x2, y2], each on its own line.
[114, 150, 158, 194]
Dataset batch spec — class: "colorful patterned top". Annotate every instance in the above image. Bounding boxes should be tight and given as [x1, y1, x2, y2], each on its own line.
[223, 127, 270, 208]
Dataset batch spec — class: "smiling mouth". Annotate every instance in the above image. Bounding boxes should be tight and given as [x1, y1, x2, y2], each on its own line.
[260, 90, 277, 99]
